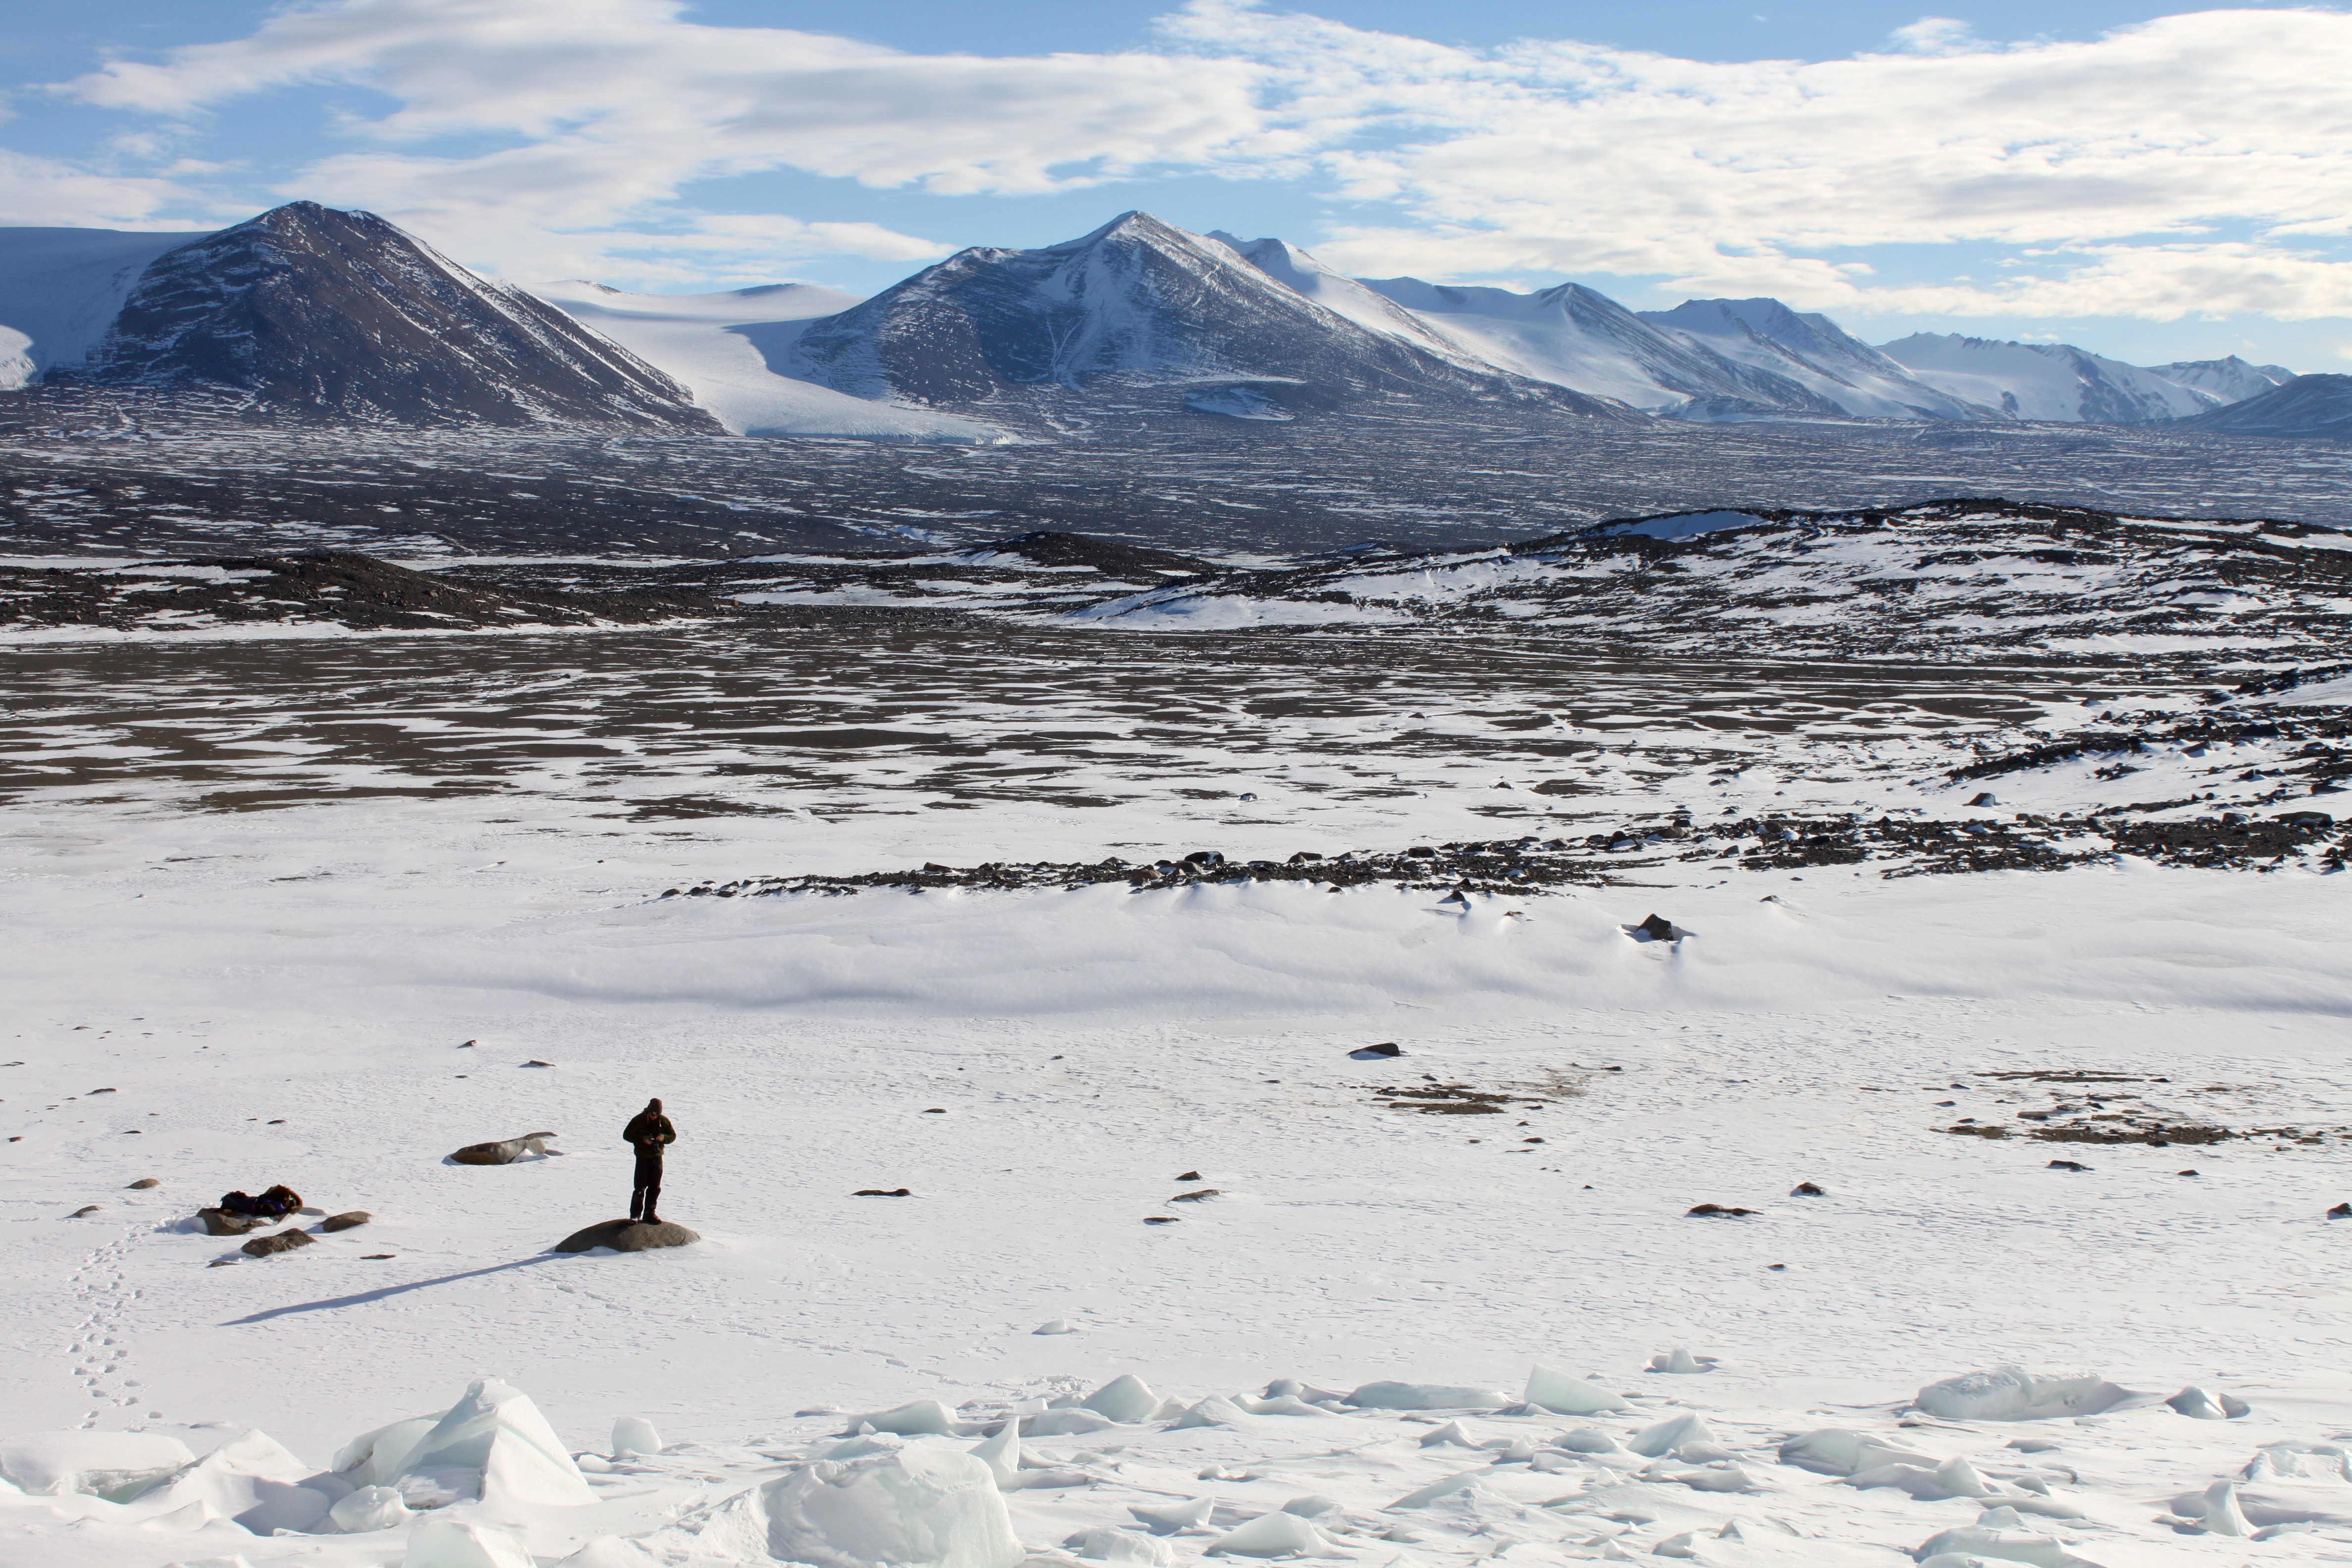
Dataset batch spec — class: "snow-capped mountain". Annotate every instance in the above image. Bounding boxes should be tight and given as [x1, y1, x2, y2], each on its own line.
[524, 279, 1005, 442]
[1638, 297, 1987, 420]
[778, 211, 1630, 421]
[1351, 275, 1842, 417]
[1877, 333, 2221, 424]
[2142, 355, 2298, 404]
[67, 203, 720, 431]
[1204, 236, 1980, 421]
[2180, 372, 2352, 441]
[0, 203, 2311, 437]
[1200, 233, 1489, 365]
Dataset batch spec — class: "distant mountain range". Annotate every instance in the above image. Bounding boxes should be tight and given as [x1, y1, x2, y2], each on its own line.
[0, 202, 2319, 440]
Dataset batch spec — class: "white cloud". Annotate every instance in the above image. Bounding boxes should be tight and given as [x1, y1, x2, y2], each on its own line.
[1157, 1, 2352, 318]
[57, 0, 1281, 278]
[1886, 18, 1982, 56]
[0, 148, 234, 229]
[32, 0, 2352, 316]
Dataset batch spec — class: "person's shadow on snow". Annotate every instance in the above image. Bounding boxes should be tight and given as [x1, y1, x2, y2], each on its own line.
[221, 1255, 557, 1325]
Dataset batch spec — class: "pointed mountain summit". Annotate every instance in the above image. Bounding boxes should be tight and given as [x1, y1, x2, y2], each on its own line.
[69, 203, 719, 430]
[781, 211, 1631, 420]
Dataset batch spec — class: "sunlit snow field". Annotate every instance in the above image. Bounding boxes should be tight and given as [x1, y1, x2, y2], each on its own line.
[2, 624, 2350, 1568]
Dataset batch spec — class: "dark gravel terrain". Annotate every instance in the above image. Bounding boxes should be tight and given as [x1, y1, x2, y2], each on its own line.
[2, 388, 2350, 559]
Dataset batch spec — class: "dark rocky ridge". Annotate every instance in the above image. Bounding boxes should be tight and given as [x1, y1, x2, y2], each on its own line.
[2, 388, 2351, 561]
[63, 203, 720, 432]
[2182, 373, 2352, 442]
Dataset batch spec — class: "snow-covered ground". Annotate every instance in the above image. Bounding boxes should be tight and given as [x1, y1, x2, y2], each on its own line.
[4, 633, 2352, 1566]
[521, 282, 1007, 444]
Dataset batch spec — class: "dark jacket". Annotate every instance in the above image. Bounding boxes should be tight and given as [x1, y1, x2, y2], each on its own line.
[623, 1111, 676, 1154]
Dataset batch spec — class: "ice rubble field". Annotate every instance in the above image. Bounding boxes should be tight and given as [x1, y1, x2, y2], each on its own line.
[6, 784, 2352, 1568]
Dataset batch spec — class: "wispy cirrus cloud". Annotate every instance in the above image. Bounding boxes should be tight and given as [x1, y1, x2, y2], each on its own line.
[23, 0, 2352, 318]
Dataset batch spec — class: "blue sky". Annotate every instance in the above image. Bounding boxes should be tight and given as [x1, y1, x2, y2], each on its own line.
[7, 0, 2349, 369]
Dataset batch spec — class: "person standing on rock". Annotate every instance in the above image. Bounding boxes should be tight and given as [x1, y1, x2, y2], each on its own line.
[623, 1098, 676, 1224]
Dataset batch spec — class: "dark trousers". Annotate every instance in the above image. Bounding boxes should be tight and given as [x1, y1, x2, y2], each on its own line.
[631, 1155, 663, 1221]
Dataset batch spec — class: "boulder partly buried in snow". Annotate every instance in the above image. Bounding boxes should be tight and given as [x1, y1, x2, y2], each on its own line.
[198, 1208, 265, 1236]
[241, 1229, 316, 1258]
[688, 1445, 1021, 1568]
[553, 1219, 699, 1254]
[449, 1133, 558, 1166]
[1913, 1366, 2142, 1422]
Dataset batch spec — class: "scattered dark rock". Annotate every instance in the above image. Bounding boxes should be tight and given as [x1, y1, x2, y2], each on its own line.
[2329, 1202, 2352, 1219]
[90, 1087, 116, 1095]
[853, 1188, 913, 1197]
[2179, 1170, 2200, 1176]
[241, 1229, 316, 1257]
[1686, 1203, 1755, 1217]
[668, 805, 2348, 901]
[197, 1207, 264, 1236]
[1630, 914, 1679, 942]
[71, 1205, 101, 1217]
[322, 1211, 371, 1231]
[207, 1259, 237, 1267]
[1968, 792, 1999, 807]
[128, 1178, 160, 1189]
[973, 530, 1209, 577]
[551, 1219, 700, 1253]
[923, 1108, 946, 1114]
[1768, 1264, 1787, 1271]
[1170, 1189, 1220, 1202]
[1371, 1081, 1553, 1115]
[362, 1253, 395, 1259]
[1143, 1217, 1180, 1225]
[2048, 1159, 2092, 1172]
[2032, 1121, 2231, 1145]
[523, 1060, 553, 1068]
[1176, 1170, 1202, 1181]
[1350, 1042, 1403, 1059]
[449, 1132, 557, 1165]
[1790, 1181, 1825, 1196]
